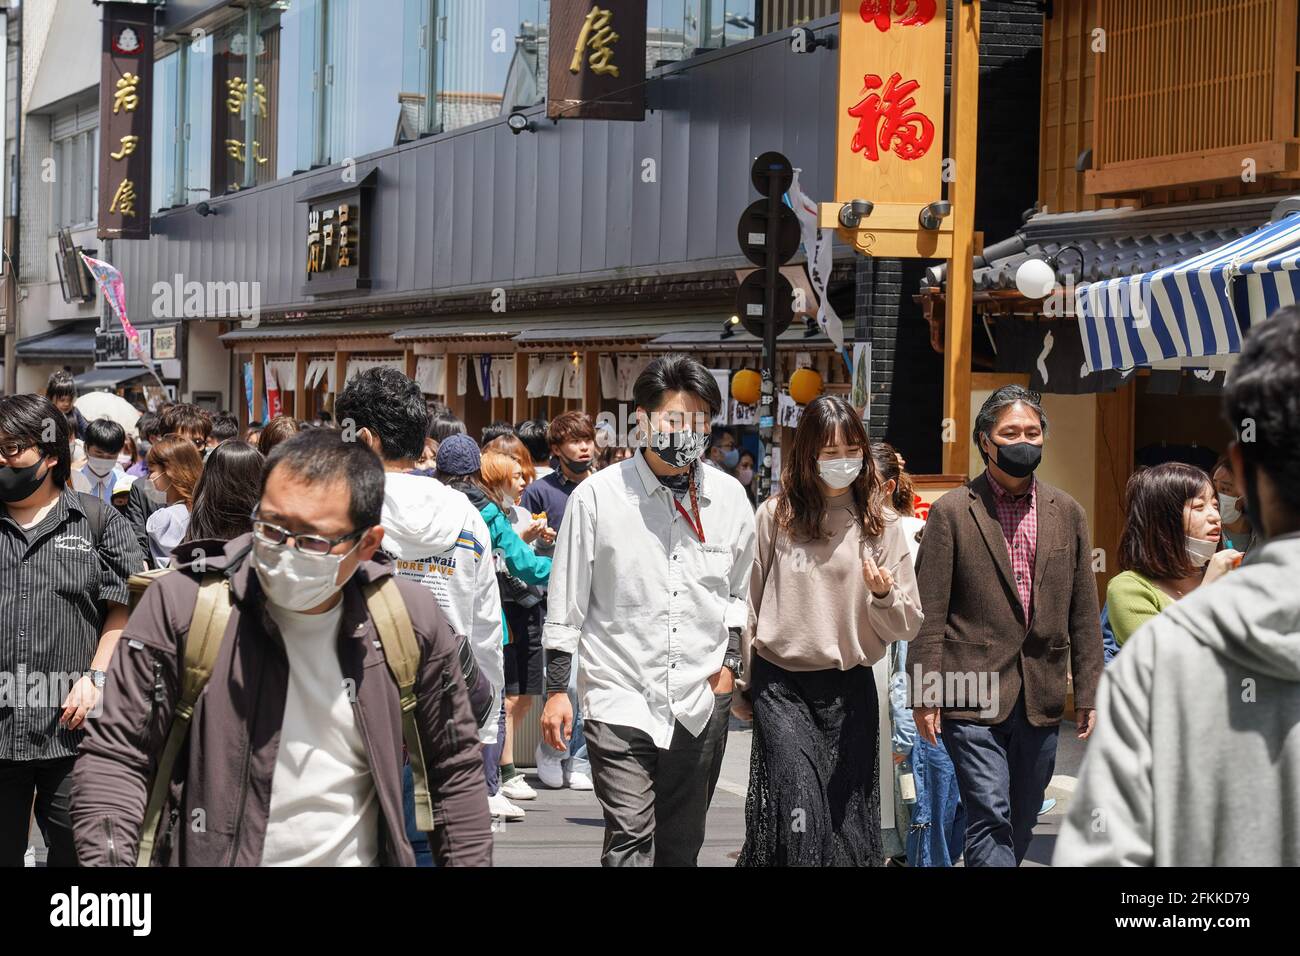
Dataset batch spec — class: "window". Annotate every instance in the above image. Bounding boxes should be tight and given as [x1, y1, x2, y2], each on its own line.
[434, 1, 548, 133]
[152, 50, 180, 211]
[50, 105, 97, 231]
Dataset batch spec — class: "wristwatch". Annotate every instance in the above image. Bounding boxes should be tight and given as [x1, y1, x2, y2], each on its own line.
[722, 653, 744, 682]
[87, 669, 107, 689]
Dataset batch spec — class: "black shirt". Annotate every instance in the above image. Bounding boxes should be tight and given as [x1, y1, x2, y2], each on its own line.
[0, 487, 140, 761]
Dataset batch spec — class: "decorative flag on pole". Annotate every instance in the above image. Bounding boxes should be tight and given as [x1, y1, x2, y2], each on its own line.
[787, 169, 851, 370]
[79, 252, 167, 390]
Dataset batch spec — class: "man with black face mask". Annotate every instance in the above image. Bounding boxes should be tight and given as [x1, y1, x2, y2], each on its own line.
[909, 385, 1102, 867]
[540, 354, 756, 866]
[0, 395, 141, 867]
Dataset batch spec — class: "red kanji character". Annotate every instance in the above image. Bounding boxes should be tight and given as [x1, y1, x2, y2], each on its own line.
[847, 72, 935, 162]
[860, 0, 892, 31]
[861, 0, 936, 31]
[894, 0, 937, 27]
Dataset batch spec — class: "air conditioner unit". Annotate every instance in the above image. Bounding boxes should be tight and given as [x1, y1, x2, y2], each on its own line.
[55, 228, 95, 304]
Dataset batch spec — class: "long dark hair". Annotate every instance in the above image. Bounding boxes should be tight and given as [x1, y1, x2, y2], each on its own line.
[186, 441, 265, 542]
[871, 441, 915, 516]
[1118, 462, 1214, 580]
[775, 395, 883, 541]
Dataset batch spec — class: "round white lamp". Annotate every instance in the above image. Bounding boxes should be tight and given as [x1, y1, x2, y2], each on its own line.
[1014, 258, 1057, 299]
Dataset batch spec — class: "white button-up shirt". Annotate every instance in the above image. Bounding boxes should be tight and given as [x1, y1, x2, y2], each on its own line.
[543, 450, 756, 748]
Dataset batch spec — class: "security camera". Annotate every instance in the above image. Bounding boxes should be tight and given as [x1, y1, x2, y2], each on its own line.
[507, 111, 537, 135]
[838, 199, 874, 229]
[790, 25, 834, 53]
[919, 200, 952, 231]
[196, 201, 218, 218]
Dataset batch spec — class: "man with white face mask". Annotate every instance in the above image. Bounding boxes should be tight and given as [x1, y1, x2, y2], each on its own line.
[80, 418, 128, 505]
[541, 354, 756, 866]
[72, 429, 492, 867]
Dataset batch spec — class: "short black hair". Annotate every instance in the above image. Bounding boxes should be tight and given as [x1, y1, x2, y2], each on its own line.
[428, 401, 453, 420]
[316, 409, 333, 424]
[516, 419, 550, 462]
[480, 420, 515, 447]
[973, 384, 1049, 461]
[633, 353, 722, 417]
[262, 428, 385, 531]
[160, 403, 213, 442]
[0, 394, 71, 488]
[429, 414, 467, 443]
[84, 417, 126, 455]
[45, 370, 77, 402]
[710, 425, 736, 445]
[210, 413, 240, 443]
[335, 366, 430, 462]
[136, 410, 161, 442]
[1223, 304, 1300, 516]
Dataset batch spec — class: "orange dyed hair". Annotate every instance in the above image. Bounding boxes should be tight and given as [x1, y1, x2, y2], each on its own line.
[480, 450, 522, 508]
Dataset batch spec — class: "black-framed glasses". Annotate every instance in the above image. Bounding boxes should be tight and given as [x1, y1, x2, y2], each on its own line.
[0, 439, 35, 460]
[251, 510, 363, 556]
[164, 432, 207, 451]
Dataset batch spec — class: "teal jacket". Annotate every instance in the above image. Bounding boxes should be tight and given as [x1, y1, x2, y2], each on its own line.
[478, 499, 552, 586]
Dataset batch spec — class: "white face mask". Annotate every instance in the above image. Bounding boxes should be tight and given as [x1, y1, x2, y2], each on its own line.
[736, 465, 754, 486]
[818, 457, 863, 490]
[85, 456, 117, 478]
[1186, 535, 1219, 569]
[252, 536, 358, 612]
[1218, 493, 1242, 525]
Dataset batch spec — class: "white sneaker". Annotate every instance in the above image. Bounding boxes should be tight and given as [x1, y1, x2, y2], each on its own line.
[567, 770, 594, 791]
[488, 792, 526, 822]
[500, 774, 537, 801]
[535, 742, 566, 789]
[23, 845, 35, 867]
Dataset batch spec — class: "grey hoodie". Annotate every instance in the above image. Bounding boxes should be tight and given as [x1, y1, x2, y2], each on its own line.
[1055, 532, 1300, 865]
[380, 472, 504, 744]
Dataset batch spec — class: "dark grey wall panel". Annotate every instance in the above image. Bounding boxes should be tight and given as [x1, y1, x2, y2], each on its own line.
[116, 20, 846, 321]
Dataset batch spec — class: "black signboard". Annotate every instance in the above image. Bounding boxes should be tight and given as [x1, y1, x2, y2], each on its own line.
[97, 2, 154, 240]
[298, 168, 377, 296]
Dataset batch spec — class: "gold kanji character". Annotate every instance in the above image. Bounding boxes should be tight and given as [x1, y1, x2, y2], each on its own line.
[109, 178, 136, 216]
[109, 135, 139, 161]
[570, 6, 620, 77]
[114, 73, 140, 113]
[225, 138, 245, 162]
[307, 242, 322, 275]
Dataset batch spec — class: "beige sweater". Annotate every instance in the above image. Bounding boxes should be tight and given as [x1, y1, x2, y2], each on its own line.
[742, 498, 923, 685]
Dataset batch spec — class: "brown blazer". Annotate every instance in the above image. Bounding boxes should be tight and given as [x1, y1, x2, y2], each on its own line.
[909, 472, 1102, 726]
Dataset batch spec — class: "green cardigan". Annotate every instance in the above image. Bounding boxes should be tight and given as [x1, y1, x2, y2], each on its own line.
[1106, 570, 1175, 646]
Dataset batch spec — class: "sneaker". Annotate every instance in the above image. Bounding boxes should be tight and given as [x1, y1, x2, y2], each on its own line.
[500, 774, 537, 801]
[1038, 798, 1057, 816]
[488, 792, 526, 822]
[535, 742, 566, 789]
[567, 770, 594, 791]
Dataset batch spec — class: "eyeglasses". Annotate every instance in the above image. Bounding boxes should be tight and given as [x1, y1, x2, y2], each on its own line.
[251, 510, 363, 556]
[164, 433, 207, 451]
[0, 440, 34, 460]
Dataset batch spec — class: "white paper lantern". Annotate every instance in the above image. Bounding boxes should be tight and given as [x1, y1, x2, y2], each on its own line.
[1015, 258, 1057, 299]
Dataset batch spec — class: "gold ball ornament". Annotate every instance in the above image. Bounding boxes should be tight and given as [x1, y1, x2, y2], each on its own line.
[789, 367, 824, 406]
[731, 368, 761, 406]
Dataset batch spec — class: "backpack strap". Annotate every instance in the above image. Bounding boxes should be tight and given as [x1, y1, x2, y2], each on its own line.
[137, 574, 233, 867]
[363, 576, 435, 833]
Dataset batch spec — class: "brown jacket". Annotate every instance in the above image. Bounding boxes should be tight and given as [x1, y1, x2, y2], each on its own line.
[71, 535, 493, 866]
[909, 473, 1102, 726]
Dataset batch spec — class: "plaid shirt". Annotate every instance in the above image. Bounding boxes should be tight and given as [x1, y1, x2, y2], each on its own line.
[988, 473, 1038, 624]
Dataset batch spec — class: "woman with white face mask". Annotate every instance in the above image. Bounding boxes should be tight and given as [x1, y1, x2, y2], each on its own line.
[736, 395, 924, 867]
[1106, 462, 1243, 651]
[1212, 455, 1255, 554]
[143, 435, 203, 569]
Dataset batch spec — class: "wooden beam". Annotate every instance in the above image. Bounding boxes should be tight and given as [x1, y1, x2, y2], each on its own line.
[512, 353, 530, 425]
[1085, 141, 1297, 195]
[293, 352, 306, 421]
[251, 353, 265, 424]
[942, 0, 980, 476]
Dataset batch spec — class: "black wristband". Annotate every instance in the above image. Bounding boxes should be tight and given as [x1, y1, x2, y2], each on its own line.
[545, 650, 573, 696]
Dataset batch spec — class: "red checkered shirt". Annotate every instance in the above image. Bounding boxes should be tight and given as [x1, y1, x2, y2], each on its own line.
[989, 474, 1038, 625]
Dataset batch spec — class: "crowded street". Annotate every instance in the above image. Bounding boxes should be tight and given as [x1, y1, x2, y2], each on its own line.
[0, 0, 1297, 938]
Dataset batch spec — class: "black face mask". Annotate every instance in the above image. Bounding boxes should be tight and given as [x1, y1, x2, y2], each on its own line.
[0, 460, 49, 503]
[560, 455, 593, 475]
[984, 438, 1043, 479]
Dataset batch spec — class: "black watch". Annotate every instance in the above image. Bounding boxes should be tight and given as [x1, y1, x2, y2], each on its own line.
[722, 653, 744, 681]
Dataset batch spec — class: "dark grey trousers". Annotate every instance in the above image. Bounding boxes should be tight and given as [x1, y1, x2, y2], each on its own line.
[584, 692, 732, 867]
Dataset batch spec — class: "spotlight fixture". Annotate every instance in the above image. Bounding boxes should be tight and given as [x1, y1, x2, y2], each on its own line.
[507, 111, 537, 135]
[721, 314, 741, 339]
[918, 199, 952, 231]
[790, 25, 835, 54]
[837, 199, 874, 229]
[195, 201, 218, 218]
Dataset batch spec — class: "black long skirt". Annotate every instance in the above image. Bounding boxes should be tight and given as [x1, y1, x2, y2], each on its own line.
[737, 653, 882, 867]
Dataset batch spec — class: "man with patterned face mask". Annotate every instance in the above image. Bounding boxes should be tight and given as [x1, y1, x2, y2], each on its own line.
[541, 354, 756, 866]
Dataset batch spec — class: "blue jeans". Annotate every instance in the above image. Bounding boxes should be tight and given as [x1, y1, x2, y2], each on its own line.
[566, 673, 589, 775]
[402, 762, 435, 868]
[941, 693, 1057, 867]
[906, 733, 967, 867]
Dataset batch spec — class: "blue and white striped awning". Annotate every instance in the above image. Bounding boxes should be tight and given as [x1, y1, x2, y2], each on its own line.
[1075, 211, 1300, 372]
